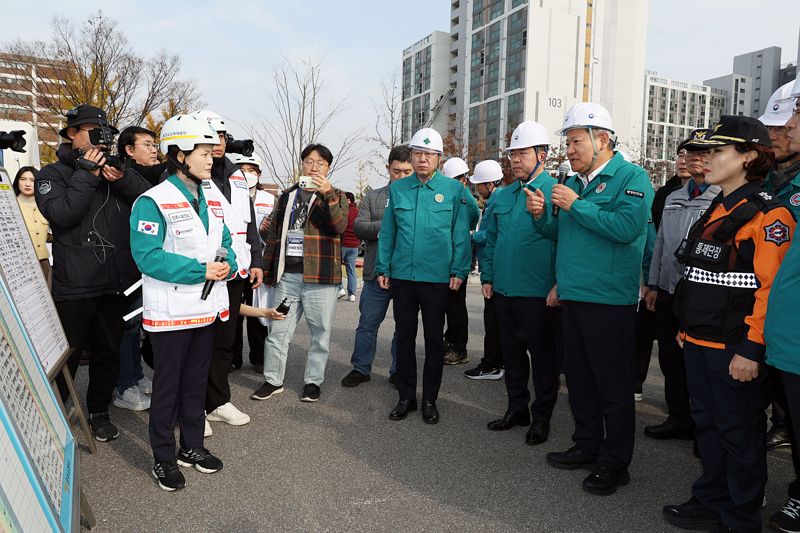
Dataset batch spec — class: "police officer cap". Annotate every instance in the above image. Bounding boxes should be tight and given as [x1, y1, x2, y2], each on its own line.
[59, 105, 118, 139]
[677, 129, 710, 152]
[682, 116, 772, 150]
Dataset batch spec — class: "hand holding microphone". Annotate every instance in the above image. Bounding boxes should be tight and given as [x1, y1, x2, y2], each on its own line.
[202, 247, 229, 300]
[552, 161, 572, 217]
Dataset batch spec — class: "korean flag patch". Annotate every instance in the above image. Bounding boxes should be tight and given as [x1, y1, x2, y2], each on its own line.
[137, 221, 160, 235]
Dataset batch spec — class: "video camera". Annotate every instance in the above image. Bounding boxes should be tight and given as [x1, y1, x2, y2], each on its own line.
[0, 130, 27, 153]
[224, 133, 254, 157]
[76, 126, 125, 172]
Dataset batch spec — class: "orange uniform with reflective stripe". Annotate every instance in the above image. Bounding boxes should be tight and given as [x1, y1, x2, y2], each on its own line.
[684, 191, 795, 355]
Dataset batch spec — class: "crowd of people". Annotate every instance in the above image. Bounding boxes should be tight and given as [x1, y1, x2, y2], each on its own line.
[10, 73, 800, 532]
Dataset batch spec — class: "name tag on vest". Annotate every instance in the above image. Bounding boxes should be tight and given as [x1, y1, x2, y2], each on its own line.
[688, 239, 729, 265]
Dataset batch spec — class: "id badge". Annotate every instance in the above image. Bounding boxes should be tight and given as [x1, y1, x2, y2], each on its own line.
[287, 229, 304, 257]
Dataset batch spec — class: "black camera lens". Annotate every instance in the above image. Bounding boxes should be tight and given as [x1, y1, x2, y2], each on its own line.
[0, 130, 27, 153]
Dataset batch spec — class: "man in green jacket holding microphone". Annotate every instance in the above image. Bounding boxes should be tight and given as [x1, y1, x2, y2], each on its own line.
[526, 103, 654, 496]
[376, 127, 472, 424]
[480, 120, 560, 445]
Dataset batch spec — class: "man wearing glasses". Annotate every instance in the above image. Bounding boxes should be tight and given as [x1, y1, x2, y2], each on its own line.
[252, 144, 348, 403]
[376, 128, 472, 424]
[110, 126, 166, 413]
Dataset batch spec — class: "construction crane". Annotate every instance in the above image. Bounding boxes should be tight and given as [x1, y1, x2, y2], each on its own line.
[423, 87, 455, 128]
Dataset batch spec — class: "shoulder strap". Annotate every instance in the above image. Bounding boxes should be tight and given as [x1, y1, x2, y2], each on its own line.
[712, 192, 768, 242]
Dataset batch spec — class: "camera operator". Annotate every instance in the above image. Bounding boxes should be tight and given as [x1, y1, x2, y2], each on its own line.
[191, 110, 263, 434]
[36, 104, 151, 442]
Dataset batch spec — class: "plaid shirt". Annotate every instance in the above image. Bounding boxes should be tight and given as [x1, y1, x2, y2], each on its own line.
[262, 184, 348, 285]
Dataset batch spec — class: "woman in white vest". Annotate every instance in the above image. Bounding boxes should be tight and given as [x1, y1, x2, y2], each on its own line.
[129, 113, 238, 492]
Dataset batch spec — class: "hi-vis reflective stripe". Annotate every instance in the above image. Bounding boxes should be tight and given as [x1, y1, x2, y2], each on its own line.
[684, 266, 760, 289]
[143, 316, 216, 328]
[161, 134, 203, 142]
[160, 202, 191, 209]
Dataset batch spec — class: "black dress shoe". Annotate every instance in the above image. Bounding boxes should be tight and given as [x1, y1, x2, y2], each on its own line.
[487, 410, 531, 431]
[644, 420, 695, 440]
[662, 497, 721, 530]
[525, 420, 550, 445]
[582, 465, 630, 496]
[766, 426, 791, 450]
[389, 399, 417, 421]
[546, 445, 598, 470]
[422, 401, 439, 424]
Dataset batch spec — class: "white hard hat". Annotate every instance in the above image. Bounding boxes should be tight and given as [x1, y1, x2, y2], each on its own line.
[559, 102, 615, 135]
[506, 121, 550, 151]
[231, 153, 262, 170]
[408, 127, 443, 154]
[791, 75, 800, 98]
[160, 114, 220, 154]
[470, 160, 503, 184]
[192, 109, 226, 133]
[442, 157, 470, 179]
[759, 80, 797, 126]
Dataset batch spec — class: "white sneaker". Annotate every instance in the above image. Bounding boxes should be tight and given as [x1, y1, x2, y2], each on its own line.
[138, 376, 153, 395]
[348, 294, 356, 302]
[113, 386, 150, 411]
[205, 402, 250, 425]
[337, 288, 347, 299]
[204, 418, 213, 438]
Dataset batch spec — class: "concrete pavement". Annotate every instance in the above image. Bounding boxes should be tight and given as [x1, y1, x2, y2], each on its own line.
[75, 281, 792, 532]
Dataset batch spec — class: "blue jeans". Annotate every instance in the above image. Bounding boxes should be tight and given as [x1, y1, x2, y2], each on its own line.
[263, 273, 338, 386]
[117, 294, 144, 392]
[350, 280, 397, 376]
[339, 247, 359, 296]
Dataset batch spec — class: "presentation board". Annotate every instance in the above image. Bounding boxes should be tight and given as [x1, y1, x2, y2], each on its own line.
[0, 167, 69, 377]
[0, 167, 78, 531]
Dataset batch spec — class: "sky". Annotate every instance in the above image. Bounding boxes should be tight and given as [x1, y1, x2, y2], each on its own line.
[2, 1, 799, 190]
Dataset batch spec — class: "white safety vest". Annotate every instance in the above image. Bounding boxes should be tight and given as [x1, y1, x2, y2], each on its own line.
[137, 180, 230, 332]
[253, 189, 276, 231]
[203, 170, 252, 277]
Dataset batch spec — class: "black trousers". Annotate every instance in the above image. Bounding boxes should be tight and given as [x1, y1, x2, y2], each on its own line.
[768, 369, 788, 429]
[633, 298, 657, 393]
[779, 370, 800, 499]
[206, 278, 244, 413]
[149, 325, 215, 462]
[494, 294, 560, 422]
[481, 296, 502, 369]
[444, 277, 468, 353]
[233, 282, 269, 368]
[561, 300, 636, 467]
[392, 279, 449, 402]
[684, 342, 767, 533]
[55, 294, 127, 414]
[653, 290, 692, 426]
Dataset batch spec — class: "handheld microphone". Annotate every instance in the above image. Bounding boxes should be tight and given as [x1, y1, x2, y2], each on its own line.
[201, 247, 228, 301]
[552, 161, 572, 217]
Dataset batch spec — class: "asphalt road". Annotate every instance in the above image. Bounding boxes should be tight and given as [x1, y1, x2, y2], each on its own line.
[75, 280, 792, 532]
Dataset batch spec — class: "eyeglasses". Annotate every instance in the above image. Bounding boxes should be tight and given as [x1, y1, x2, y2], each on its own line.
[302, 159, 329, 170]
[410, 150, 439, 160]
[135, 142, 158, 151]
[506, 149, 535, 161]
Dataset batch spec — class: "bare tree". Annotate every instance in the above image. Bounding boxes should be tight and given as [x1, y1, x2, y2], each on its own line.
[248, 57, 363, 189]
[4, 11, 201, 159]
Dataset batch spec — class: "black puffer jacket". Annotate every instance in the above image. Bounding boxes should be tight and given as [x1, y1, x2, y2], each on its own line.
[35, 144, 151, 301]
